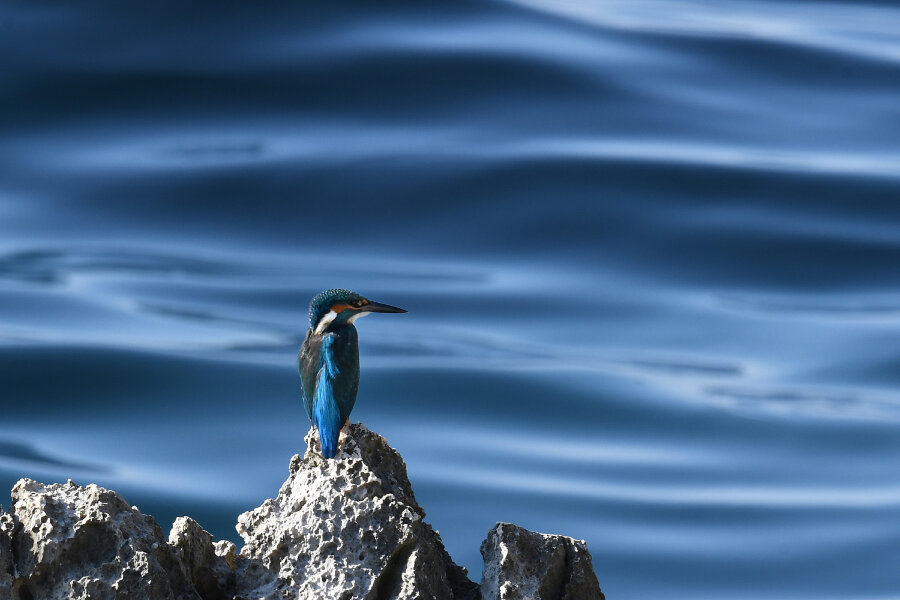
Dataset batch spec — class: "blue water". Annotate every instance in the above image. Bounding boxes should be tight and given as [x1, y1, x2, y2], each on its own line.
[2, 1, 900, 598]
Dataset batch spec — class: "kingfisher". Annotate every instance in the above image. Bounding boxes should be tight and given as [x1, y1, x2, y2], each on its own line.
[298, 288, 406, 459]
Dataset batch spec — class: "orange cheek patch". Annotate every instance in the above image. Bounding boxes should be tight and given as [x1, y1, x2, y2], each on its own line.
[330, 303, 351, 313]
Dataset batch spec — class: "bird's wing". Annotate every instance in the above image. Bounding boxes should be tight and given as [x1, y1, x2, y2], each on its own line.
[332, 327, 360, 424]
[298, 329, 317, 422]
[297, 330, 359, 432]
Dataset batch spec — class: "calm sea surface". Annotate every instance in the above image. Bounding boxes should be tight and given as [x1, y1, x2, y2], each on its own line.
[2, 1, 900, 598]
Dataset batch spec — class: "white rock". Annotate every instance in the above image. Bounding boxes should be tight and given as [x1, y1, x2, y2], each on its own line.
[234, 423, 479, 600]
[0, 427, 606, 600]
[7, 478, 197, 600]
[480, 522, 603, 600]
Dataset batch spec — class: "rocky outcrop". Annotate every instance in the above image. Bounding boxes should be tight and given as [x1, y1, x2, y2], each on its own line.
[168, 517, 237, 600]
[5, 478, 197, 600]
[0, 424, 604, 600]
[233, 424, 479, 600]
[480, 523, 603, 600]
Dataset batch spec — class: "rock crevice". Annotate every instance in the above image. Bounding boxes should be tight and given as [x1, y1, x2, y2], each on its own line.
[0, 424, 604, 600]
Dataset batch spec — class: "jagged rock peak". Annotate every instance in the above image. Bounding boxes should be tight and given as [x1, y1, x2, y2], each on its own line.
[169, 516, 237, 600]
[480, 522, 604, 600]
[234, 422, 480, 600]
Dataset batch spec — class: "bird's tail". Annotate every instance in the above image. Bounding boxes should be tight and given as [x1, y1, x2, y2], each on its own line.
[316, 407, 341, 459]
[314, 342, 342, 459]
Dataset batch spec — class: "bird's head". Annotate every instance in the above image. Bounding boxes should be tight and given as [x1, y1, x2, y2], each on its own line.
[308, 288, 407, 335]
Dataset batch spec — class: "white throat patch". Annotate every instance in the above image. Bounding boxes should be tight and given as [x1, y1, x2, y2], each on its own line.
[348, 311, 370, 324]
[314, 310, 338, 335]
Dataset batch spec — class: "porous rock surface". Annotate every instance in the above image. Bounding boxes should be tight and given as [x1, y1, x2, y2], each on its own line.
[6, 478, 197, 600]
[0, 425, 605, 600]
[234, 423, 480, 600]
[480, 523, 603, 600]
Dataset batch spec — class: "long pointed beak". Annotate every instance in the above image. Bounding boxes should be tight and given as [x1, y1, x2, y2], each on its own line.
[363, 300, 407, 314]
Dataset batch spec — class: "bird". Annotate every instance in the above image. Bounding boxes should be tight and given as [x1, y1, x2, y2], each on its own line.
[298, 288, 406, 459]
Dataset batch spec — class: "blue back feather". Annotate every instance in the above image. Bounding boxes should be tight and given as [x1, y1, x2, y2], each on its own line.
[313, 334, 343, 458]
